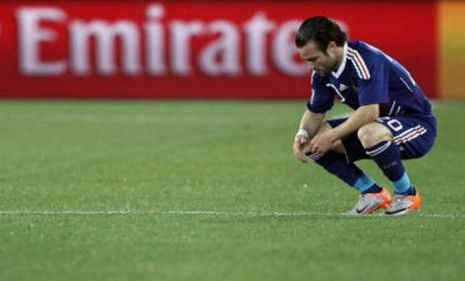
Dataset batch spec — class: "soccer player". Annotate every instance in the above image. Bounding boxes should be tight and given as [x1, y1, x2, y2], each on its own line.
[292, 16, 436, 216]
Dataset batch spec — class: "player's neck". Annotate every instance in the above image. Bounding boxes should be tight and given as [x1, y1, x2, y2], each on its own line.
[334, 46, 345, 71]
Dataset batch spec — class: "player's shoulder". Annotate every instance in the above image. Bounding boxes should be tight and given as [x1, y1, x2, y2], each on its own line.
[346, 40, 388, 79]
[348, 40, 380, 54]
[347, 40, 386, 60]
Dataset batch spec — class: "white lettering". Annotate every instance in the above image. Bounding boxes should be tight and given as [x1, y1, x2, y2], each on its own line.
[16, 7, 67, 76]
[15, 4, 310, 78]
[243, 12, 275, 76]
[273, 20, 306, 76]
[145, 4, 165, 75]
[199, 21, 240, 76]
[170, 20, 206, 75]
[69, 20, 141, 76]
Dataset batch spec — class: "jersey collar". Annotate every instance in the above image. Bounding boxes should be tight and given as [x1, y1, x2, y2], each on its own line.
[332, 42, 348, 79]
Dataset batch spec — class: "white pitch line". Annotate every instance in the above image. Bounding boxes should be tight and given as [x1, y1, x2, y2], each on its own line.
[0, 210, 464, 219]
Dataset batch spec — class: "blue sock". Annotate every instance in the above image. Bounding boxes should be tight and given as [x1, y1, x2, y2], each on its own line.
[310, 151, 369, 190]
[353, 175, 382, 194]
[366, 141, 414, 194]
[393, 172, 411, 194]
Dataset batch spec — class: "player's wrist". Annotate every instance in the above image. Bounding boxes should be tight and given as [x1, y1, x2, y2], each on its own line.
[295, 128, 309, 139]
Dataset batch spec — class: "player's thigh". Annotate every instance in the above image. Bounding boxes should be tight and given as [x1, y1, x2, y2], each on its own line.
[357, 122, 393, 148]
[376, 116, 436, 159]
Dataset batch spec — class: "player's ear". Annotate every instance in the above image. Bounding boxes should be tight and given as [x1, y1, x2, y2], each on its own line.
[327, 41, 337, 52]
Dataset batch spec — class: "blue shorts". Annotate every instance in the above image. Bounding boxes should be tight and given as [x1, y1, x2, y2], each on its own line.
[328, 115, 437, 162]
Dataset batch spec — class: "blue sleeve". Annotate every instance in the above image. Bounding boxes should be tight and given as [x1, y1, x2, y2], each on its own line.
[355, 53, 389, 106]
[307, 73, 334, 113]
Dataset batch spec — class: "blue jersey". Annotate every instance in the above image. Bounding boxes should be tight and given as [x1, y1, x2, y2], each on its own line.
[307, 41, 433, 118]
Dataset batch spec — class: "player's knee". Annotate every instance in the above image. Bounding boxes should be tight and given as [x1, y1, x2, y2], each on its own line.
[357, 124, 391, 148]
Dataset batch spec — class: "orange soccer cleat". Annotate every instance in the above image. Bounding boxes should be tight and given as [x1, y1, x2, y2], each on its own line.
[385, 190, 422, 216]
[345, 187, 392, 215]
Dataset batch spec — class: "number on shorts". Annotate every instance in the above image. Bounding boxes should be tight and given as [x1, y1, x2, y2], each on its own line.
[386, 119, 403, 132]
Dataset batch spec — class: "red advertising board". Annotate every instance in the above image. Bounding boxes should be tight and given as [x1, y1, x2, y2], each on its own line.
[0, 1, 437, 99]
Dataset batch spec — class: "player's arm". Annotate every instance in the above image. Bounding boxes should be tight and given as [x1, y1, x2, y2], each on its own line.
[297, 71, 333, 161]
[329, 104, 379, 140]
[293, 109, 325, 163]
[308, 104, 379, 154]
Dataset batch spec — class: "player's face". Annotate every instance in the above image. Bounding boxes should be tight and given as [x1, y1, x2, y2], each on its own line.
[298, 41, 338, 76]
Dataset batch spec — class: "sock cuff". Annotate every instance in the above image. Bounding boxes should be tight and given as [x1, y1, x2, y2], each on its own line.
[310, 150, 341, 162]
[365, 141, 392, 157]
[393, 172, 411, 193]
[353, 174, 376, 192]
[305, 151, 323, 161]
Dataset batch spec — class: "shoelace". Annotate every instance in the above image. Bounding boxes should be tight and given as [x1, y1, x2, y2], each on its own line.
[391, 195, 407, 208]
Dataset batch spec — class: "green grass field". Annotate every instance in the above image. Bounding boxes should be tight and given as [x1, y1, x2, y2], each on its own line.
[1, 100, 464, 281]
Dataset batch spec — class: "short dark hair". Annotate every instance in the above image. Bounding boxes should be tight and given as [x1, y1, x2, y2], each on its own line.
[295, 16, 347, 51]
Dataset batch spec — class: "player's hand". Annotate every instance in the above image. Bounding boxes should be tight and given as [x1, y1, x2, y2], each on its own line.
[309, 131, 334, 155]
[293, 134, 309, 163]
